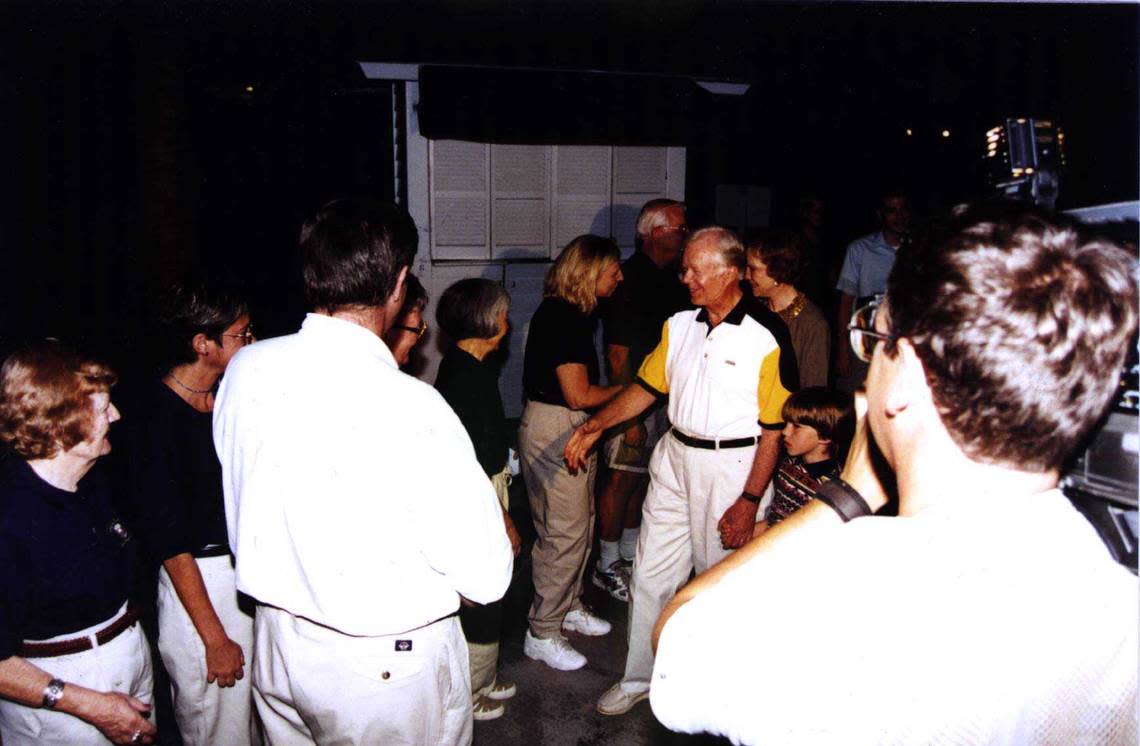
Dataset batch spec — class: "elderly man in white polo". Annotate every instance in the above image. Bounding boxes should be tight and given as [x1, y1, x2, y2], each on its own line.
[565, 225, 798, 717]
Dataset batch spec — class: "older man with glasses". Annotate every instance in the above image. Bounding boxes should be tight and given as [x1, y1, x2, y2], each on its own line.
[593, 199, 693, 603]
[565, 225, 798, 717]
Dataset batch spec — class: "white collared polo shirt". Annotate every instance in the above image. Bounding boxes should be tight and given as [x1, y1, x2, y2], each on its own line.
[636, 298, 795, 440]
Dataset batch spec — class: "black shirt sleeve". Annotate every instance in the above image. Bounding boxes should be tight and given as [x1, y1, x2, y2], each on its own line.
[522, 299, 602, 406]
[125, 382, 227, 563]
[748, 297, 801, 394]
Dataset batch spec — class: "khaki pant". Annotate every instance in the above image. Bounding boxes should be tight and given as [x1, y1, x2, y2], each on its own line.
[252, 606, 471, 746]
[519, 400, 596, 639]
[157, 556, 258, 746]
[0, 605, 154, 746]
[467, 466, 512, 695]
[620, 431, 770, 694]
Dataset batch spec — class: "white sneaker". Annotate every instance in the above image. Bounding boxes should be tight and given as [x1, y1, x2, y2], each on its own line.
[523, 630, 587, 670]
[561, 608, 612, 637]
[596, 682, 649, 716]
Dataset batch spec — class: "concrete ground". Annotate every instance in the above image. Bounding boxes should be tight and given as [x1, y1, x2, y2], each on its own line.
[472, 480, 728, 746]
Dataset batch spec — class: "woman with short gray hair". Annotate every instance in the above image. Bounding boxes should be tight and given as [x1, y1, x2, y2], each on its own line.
[434, 278, 521, 722]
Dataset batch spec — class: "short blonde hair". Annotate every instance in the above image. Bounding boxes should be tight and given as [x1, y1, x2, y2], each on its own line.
[0, 340, 117, 460]
[544, 234, 621, 313]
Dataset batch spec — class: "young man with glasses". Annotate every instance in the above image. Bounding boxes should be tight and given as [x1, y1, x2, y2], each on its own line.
[834, 190, 911, 392]
[650, 209, 1138, 744]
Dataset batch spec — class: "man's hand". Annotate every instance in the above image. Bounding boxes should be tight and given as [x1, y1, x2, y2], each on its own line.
[81, 690, 157, 745]
[204, 636, 245, 687]
[564, 418, 605, 473]
[717, 497, 760, 549]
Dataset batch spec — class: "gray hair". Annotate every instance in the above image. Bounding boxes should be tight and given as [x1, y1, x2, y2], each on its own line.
[436, 278, 511, 341]
[635, 199, 685, 241]
[687, 226, 745, 271]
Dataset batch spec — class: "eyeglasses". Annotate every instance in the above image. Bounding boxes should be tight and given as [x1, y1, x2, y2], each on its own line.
[847, 296, 898, 363]
[654, 224, 689, 237]
[222, 325, 255, 345]
[393, 320, 428, 339]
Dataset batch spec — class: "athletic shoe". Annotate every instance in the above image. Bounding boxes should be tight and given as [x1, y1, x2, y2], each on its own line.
[523, 630, 587, 670]
[596, 682, 650, 716]
[484, 678, 517, 701]
[592, 562, 630, 602]
[472, 694, 505, 721]
[561, 608, 612, 636]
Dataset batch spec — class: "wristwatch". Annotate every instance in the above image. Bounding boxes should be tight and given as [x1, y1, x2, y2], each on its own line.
[741, 491, 762, 504]
[42, 678, 65, 709]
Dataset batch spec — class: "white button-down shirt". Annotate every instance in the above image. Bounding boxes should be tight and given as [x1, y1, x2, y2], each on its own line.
[214, 313, 513, 636]
[651, 488, 1138, 744]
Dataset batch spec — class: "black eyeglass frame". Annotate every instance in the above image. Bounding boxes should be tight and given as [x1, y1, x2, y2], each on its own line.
[847, 296, 899, 364]
[392, 321, 428, 339]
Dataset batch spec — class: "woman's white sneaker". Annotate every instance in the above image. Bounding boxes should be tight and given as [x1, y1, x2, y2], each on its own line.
[523, 630, 587, 670]
[561, 608, 612, 636]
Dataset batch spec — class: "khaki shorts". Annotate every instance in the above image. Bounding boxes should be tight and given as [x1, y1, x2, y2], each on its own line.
[604, 403, 669, 474]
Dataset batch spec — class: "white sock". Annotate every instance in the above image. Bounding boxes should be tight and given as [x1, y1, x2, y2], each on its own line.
[599, 540, 620, 570]
[620, 528, 639, 562]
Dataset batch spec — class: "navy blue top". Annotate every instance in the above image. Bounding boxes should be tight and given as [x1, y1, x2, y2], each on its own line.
[0, 457, 134, 659]
[125, 380, 228, 563]
[522, 297, 600, 407]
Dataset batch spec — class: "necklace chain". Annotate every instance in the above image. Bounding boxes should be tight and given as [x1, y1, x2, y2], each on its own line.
[168, 372, 214, 395]
[776, 292, 808, 323]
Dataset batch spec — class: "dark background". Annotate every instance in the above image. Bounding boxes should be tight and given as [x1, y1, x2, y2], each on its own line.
[3, 1, 1137, 378]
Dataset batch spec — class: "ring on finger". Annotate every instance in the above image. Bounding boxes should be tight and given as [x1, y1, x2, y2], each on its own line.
[131, 732, 142, 744]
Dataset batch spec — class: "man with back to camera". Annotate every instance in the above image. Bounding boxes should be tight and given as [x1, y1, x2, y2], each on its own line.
[213, 198, 513, 745]
[564, 226, 798, 717]
[651, 209, 1138, 744]
[594, 198, 691, 601]
[834, 189, 911, 392]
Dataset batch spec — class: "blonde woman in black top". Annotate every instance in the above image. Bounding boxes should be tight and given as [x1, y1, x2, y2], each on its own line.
[519, 235, 623, 671]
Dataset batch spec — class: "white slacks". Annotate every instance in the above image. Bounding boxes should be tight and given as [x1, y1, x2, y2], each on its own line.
[157, 555, 257, 746]
[620, 431, 768, 694]
[0, 604, 154, 746]
[252, 605, 472, 746]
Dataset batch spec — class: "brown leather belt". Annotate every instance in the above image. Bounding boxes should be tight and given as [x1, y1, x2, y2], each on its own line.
[18, 604, 140, 659]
